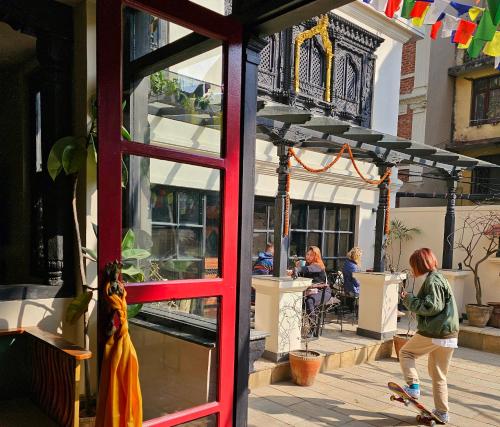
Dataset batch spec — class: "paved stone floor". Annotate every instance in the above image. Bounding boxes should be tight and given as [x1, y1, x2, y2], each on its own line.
[248, 346, 500, 426]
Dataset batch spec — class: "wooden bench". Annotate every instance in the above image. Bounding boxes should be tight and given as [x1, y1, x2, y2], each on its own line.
[0, 327, 92, 427]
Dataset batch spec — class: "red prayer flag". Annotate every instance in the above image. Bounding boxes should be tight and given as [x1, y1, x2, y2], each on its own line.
[410, 1, 430, 18]
[385, 0, 402, 18]
[453, 19, 477, 45]
[431, 20, 443, 39]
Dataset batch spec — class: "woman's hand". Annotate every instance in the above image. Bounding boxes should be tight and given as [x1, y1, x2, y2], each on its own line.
[401, 290, 408, 299]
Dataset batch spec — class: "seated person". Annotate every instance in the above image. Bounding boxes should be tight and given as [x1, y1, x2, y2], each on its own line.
[342, 247, 362, 310]
[252, 243, 274, 275]
[295, 246, 331, 336]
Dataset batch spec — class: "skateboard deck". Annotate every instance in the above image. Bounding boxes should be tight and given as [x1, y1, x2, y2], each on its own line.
[388, 382, 445, 426]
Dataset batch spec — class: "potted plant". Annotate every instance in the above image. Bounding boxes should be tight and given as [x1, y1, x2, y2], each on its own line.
[47, 97, 146, 421]
[280, 293, 323, 386]
[384, 219, 421, 272]
[451, 212, 500, 327]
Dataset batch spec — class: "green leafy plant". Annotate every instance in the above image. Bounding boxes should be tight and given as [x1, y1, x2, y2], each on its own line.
[384, 219, 421, 272]
[47, 96, 132, 415]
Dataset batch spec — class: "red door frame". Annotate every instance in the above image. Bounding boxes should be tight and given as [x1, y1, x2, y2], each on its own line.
[97, 1, 243, 425]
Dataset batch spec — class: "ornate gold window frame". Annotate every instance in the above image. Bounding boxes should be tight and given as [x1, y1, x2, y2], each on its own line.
[294, 15, 334, 103]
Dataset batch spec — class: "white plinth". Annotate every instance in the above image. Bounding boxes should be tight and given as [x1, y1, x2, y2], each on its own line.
[253, 276, 312, 362]
[441, 269, 472, 319]
[354, 272, 406, 340]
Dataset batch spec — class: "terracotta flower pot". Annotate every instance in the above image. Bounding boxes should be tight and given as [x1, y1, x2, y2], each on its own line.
[466, 304, 493, 328]
[289, 350, 322, 386]
[393, 334, 413, 360]
[487, 302, 500, 328]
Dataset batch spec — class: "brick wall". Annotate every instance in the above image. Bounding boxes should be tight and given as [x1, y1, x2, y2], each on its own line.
[398, 108, 413, 139]
[400, 77, 415, 95]
[401, 40, 416, 75]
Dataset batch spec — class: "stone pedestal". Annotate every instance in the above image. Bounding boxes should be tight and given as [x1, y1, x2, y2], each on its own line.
[355, 272, 406, 340]
[441, 269, 472, 319]
[253, 276, 312, 362]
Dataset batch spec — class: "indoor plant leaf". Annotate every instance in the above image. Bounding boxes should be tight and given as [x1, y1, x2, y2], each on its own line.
[121, 264, 145, 282]
[66, 291, 93, 324]
[121, 126, 132, 141]
[82, 247, 97, 261]
[122, 248, 150, 260]
[121, 229, 135, 251]
[127, 304, 143, 319]
[47, 136, 79, 181]
[62, 137, 87, 175]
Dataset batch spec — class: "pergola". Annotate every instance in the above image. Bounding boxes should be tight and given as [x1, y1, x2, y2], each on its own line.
[255, 100, 499, 275]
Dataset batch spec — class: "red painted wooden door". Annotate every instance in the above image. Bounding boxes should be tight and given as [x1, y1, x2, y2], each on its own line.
[97, 1, 242, 425]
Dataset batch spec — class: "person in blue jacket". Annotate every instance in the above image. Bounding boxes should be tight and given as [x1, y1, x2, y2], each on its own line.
[252, 243, 274, 275]
[342, 247, 362, 310]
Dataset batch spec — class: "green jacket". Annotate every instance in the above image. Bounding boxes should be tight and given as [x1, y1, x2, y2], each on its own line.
[403, 271, 459, 339]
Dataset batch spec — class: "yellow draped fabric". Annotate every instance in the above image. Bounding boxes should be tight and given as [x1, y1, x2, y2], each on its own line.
[458, 38, 473, 49]
[96, 283, 142, 427]
[483, 32, 500, 56]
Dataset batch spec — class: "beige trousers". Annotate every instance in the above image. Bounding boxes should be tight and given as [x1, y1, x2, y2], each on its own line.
[399, 333, 454, 413]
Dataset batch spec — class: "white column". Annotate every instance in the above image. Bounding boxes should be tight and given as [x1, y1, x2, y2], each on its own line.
[253, 276, 312, 362]
[441, 269, 472, 319]
[354, 272, 407, 340]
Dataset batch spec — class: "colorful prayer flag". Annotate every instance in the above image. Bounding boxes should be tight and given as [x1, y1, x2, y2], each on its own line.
[487, 0, 500, 25]
[458, 37, 472, 48]
[412, 5, 430, 25]
[441, 14, 459, 38]
[385, 0, 403, 18]
[483, 32, 500, 56]
[372, 0, 389, 11]
[495, 56, 500, 69]
[467, 38, 486, 58]
[401, 0, 417, 18]
[423, 0, 450, 24]
[453, 20, 477, 44]
[410, 0, 431, 17]
[450, 1, 472, 16]
[431, 20, 443, 39]
[475, 10, 497, 42]
[468, 6, 484, 21]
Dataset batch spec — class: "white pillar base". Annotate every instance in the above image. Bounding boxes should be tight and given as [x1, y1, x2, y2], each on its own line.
[354, 272, 407, 340]
[253, 276, 312, 362]
[441, 269, 472, 319]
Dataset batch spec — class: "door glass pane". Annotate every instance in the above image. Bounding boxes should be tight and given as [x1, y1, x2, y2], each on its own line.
[124, 9, 223, 157]
[325, 208, 337, 231]
[487, 89, 500, 120]
[268, 204, 275, 229]
[308, 207, 321, 230]
[179, 414, 217, 426]
[290, 203, 307, 229]
[474, 92, 486, 121]
[123, 156, 221, 281]
[130, 298, 219, 420]
[290, 232, 306, 257]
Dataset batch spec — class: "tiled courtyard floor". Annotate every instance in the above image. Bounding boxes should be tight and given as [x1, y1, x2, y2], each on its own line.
[248, 346, 500, 426]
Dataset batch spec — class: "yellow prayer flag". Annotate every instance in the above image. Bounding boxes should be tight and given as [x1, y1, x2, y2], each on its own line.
[458, 37, 473, 49]
[469, 7, 484, 21]
[412, 5, 430, 27]
[483, 32, 500, 56]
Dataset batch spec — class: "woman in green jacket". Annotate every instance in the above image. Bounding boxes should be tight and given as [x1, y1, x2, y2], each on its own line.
[400, 248, 459, 425]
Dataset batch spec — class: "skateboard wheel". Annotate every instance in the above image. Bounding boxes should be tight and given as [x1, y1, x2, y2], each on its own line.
[390, 395, 396, 401]
[429, 421, 436, 427]
[404, 399, 410, 407]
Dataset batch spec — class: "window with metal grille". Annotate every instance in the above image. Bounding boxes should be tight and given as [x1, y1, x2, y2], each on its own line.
[471, 75, 500, 126]
[253, 198, 356, 272]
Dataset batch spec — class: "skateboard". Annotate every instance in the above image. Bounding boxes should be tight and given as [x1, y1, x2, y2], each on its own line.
[388, 382, 445, 426]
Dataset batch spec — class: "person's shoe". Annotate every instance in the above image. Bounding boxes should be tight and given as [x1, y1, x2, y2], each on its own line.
[403, 383, 420, 399]
[432, 409, 449, 424]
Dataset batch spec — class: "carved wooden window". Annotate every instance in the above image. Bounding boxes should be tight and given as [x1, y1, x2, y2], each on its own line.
[337, 54, 359, 102]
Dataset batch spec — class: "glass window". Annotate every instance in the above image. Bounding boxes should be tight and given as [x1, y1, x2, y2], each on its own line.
[123, 156, 221, 281]
[130, 298, 219, 421]
[125, 8, 223, 157]
[252, 198, 355, 271]
[471, 76, 500, 125]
